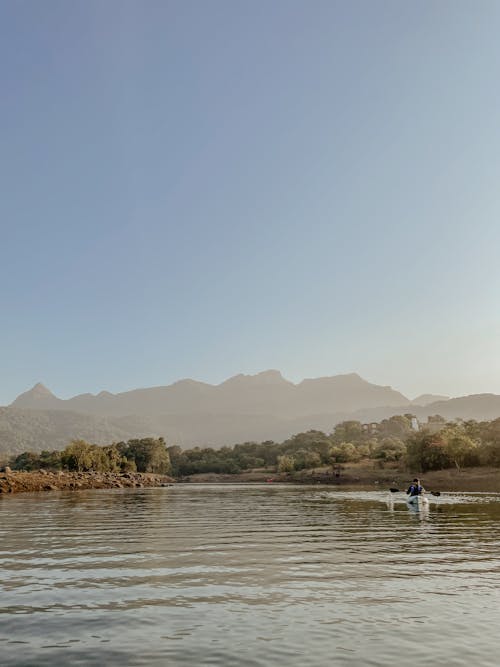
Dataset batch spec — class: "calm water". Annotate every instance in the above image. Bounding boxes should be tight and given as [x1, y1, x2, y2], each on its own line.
[2, 485, 500, 666]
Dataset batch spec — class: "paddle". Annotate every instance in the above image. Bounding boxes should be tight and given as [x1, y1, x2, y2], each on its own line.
[389, 487, 441, 497]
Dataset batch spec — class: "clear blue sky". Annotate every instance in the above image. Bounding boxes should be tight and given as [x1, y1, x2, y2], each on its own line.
[2, 0, 500, 405]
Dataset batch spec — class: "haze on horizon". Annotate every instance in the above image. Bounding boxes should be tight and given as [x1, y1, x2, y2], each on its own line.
[2, 0, 500, 407]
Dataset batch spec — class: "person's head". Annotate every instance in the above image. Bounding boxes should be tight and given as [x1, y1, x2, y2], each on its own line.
[413, 478, 420, 484]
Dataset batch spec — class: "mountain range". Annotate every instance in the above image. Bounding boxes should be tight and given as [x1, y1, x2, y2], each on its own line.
[2, 370, 500, 457]
[11, 371, 411, 416]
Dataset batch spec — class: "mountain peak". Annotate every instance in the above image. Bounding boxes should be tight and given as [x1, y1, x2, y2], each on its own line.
[255, 369, 288, 383]
[27, 382, 55, 397]
[11, 382, 60, 408]
[219, 370, 290, 387]
[411, 393, 450, 407]
[299, 372, 367, 387]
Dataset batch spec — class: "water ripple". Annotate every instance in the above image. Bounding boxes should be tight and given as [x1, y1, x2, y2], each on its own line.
[2, 486, 500, 666]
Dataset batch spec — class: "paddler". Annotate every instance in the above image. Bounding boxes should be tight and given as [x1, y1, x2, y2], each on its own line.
[406, 478, 425, 497]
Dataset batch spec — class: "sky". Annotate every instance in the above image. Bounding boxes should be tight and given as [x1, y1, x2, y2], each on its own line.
[1, 0, 500, 405]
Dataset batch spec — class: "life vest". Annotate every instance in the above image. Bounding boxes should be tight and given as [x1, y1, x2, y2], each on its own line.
[409, 484, 422, 496]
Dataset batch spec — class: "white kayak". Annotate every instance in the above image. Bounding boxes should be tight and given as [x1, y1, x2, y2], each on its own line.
[406, 494, 429, 509]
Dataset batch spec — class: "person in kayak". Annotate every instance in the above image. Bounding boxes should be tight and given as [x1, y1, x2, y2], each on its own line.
[407, 478, 425, 496]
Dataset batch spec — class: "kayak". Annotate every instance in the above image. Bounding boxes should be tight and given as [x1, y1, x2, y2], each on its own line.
[406, 494, 429, 509]
[407, 495, 429, 508]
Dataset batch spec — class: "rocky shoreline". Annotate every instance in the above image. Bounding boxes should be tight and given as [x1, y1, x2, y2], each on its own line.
[0, 469, 174, 495]
[3, 464, 500, 495]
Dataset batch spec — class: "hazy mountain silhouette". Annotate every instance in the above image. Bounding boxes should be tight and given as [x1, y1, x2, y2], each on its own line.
[12, 383, 63, 410]
[411, 393, 450, 406]
[413, 394, 500, 421]
[4, 371, 500, 456]
[11, 371, 409, 416]
[0, 407, 140, 456]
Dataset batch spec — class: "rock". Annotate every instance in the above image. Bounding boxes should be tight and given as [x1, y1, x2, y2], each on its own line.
[0, 470, 172, 495]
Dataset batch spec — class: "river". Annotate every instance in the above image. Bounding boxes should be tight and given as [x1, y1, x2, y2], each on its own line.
[1, 485, 500, 666]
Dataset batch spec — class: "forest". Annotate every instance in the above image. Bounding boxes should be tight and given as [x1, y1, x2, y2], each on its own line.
[7, 414, 500, 477]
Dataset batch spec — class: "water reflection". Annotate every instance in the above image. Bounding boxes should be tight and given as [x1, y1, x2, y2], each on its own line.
[1, 486, 500, 666]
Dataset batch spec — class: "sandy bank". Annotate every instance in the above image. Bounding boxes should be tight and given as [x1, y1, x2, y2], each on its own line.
[0, 470, 174, 495]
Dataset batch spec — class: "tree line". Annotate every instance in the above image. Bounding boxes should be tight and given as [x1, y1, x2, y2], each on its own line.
[8, 415, 500, 476]
[10, 437, 171, 474]
[166, 415, 415, 475]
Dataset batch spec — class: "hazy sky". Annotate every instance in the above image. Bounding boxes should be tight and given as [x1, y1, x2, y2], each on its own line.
[2, 0, 500, 405]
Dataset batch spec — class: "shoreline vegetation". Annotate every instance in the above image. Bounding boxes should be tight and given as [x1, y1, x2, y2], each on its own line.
[3, 415, 500, 494]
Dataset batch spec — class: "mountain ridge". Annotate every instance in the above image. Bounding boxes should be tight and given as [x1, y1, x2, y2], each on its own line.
[10, 371, 410, 417]
[5, 371, 500, 457]
[3, 392, 500, 457]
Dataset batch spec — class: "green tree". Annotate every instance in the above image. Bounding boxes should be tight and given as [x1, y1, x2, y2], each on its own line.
[406, 432, 451, 472]
[476, 418, 500, 466]
[167, 445, 183, 476]
[293, 449, 321, 470]
[373, 437, 406, 462]
[39, 450, 62, 470]
[378, 415, 413, 438]
[61, 440, 95, 472]
[441, 426, 479, 471]
[280, 431, 332, 462]
[10, 451, 41, 471]
[332, 421, 363, 444]
[277, 454, 295, 473]
[125, 437, 171, 474]
[329, 442, 358, 463]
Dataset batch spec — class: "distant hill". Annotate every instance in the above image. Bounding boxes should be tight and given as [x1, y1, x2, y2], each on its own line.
[411, 394, 450, 406]
[11, 371, 410, 417]
[0, 407, 141, 457]
[413, 394, 500, 422]
[0, 405, 387, 457]
[4, 371, 500, 457]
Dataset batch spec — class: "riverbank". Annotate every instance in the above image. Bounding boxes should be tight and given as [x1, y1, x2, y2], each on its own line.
[180, 463, 500, 492]
[3, 464, 500, 494]
[0, 470, 174, 494]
